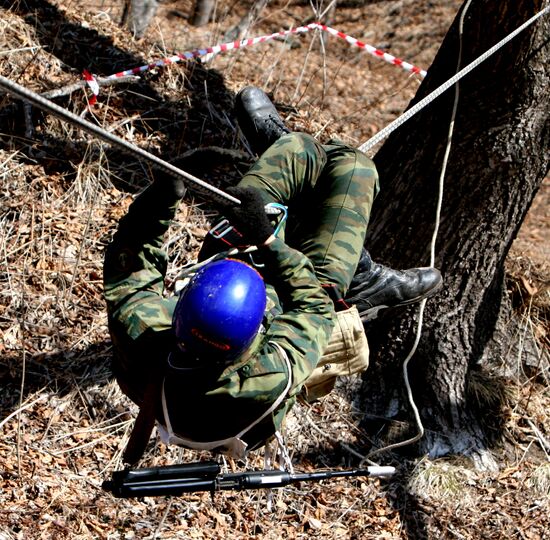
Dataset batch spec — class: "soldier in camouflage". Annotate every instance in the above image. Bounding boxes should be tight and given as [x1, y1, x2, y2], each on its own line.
[103, 87, 441, 463]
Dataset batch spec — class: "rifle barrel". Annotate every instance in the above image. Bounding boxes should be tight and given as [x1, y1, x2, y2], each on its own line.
[102, 461, 221, 497]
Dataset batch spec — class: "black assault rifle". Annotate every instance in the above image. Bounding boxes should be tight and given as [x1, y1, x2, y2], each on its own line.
[102, 461, 396, 498]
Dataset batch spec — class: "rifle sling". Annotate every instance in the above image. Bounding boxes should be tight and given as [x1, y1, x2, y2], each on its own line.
[123, 378, 162, 465]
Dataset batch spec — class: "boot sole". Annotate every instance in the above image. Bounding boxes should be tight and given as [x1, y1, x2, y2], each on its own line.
[358, 279, 443, 322]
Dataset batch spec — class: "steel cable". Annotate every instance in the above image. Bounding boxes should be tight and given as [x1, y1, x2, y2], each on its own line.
[0, 73, 240, 206]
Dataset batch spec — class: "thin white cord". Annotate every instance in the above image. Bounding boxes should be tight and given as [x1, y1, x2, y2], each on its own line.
[358, 4, 550, 154]
[365, 0, 474, 460]
[274, 430, 294, 473]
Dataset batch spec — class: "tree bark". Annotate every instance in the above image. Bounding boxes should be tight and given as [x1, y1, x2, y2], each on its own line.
[360, 0, 549, 467]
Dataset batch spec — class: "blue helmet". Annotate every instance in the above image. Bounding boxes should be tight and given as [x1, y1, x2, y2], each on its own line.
[173, 259, 267, 361]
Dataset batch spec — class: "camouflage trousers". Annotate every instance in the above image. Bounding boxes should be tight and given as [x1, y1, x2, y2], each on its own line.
[238, 132, 379, 295]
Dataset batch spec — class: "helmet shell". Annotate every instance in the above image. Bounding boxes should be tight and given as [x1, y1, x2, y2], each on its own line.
[173, 259, 267, 360]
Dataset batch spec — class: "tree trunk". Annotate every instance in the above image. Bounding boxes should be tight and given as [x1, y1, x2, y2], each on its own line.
[190, 0, 216, 27]
[360, 0, 549, 467]
[121, 0, 159, 38]
[222, 0, 271, 41]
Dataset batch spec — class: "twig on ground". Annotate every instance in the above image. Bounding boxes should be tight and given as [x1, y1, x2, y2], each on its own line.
[175, 146, 248, 162]
[0, 393, 47, 432]
[526, 419, 550, 458]
[40, 75, 141, 100]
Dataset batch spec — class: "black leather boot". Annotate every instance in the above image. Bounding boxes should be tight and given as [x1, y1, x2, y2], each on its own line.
[235, 86, 290, 155]
[345, 250, 443, 321]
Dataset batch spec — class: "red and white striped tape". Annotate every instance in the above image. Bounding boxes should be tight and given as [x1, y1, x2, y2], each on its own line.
[86, 22, 426, 93]
[105, 24, 318, 80]
[82, 69, 99, 105]
[316, 23, 427, 77]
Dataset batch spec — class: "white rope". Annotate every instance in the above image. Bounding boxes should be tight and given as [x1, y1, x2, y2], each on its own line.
[364, 0, 472, 460]
[358, 4, 550, 154]
[365, 1, 549, 461]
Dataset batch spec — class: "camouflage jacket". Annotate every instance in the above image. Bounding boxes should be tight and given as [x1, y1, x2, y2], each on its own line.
[103, 182, 335, 450]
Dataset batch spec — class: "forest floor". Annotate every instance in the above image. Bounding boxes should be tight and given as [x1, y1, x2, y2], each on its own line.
[0, 0, 549, 538]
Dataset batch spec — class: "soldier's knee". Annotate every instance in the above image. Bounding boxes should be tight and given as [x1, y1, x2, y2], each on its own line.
[328, 141, 364, 161]
[276, 131, 315, 149]
[327, 142, 377, 175]
[275, 132, 325, 161]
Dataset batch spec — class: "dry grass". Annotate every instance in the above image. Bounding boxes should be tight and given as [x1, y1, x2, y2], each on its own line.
[407, 456, 477, 504]
[1, 0, 549, 539]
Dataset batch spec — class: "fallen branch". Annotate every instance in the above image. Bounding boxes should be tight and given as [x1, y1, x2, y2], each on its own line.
[40, 74, 141, 100]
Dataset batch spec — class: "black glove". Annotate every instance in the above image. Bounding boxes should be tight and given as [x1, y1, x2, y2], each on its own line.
[218, 186, 273, 246]
[154, 162, 186, 200]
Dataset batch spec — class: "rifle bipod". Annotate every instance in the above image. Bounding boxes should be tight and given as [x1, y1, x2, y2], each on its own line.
[102, 460, 396, 498]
